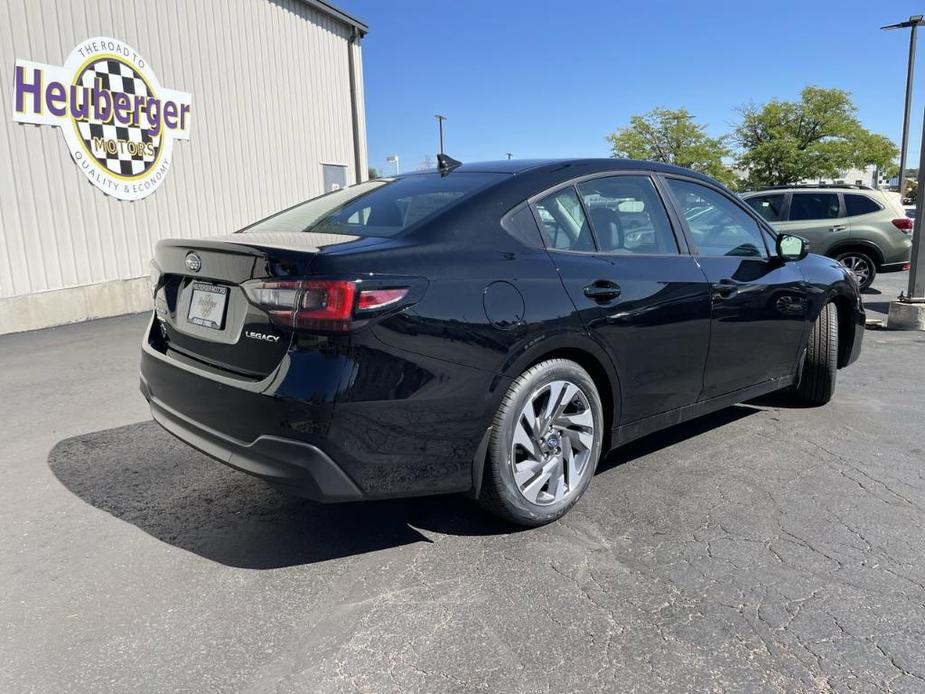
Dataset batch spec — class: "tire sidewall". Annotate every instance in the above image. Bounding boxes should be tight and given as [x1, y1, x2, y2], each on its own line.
[795, 301, 838, 405]
[489, 361, 604, 524]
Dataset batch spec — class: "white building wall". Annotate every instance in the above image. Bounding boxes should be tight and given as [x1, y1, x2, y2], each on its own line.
[803, 165, 882, 189]
[0, 0, 366, 333]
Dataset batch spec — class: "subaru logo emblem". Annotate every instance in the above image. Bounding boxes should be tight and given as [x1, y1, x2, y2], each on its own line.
[185, 252, 201, 273]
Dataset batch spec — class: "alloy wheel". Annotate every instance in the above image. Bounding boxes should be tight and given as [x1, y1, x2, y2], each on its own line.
[839, 255, 872, 287]
[510, 380, 596, 505]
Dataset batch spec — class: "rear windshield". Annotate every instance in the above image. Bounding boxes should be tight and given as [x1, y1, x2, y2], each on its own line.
[240, 172, 505, 237]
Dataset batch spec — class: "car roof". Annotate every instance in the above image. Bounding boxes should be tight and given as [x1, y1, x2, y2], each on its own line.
[741, 187, 879, 196]
[397, 158, 722, 184]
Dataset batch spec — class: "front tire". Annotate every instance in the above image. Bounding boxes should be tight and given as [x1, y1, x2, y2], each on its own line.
[794, 302, 838, 406]
[479, 359, 604, 527]
[835, 251, 877, 291]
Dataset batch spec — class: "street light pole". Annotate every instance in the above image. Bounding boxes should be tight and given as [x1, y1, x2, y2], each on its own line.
[435, 114, 446, 155]
[908, 126, 925, 302]
[883, 16, 924, 195]
[900, 23, 918, 192]
[506, 152, 512, 160]
[883, 16, 925, 326]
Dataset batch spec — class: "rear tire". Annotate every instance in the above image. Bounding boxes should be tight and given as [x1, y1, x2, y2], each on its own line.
[794, 302, 838, 406]
[479, 359, 604, 527]
[835, 251, 877, 291]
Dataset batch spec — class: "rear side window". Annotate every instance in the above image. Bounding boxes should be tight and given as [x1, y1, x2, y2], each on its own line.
[844, 194, 882, 217]
[502, 206, 545, 247]
[745, 194, 786, 222]
[788, 193, 840, 221]
[577, 176, 678, 254]
[241, 172, 505, 237]
[667, 179, 768, 258]
[534, 187, 595, 251]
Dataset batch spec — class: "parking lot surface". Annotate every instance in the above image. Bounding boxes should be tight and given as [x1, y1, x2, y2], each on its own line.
[1, 272, 924, 693]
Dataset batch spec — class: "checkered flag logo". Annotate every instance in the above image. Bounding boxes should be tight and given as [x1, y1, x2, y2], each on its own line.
[74, 58, 161, 177]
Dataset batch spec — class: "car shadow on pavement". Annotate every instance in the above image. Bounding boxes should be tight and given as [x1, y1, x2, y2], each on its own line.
[597, 404, 760, 474]
[49, 407, 762, 570]
[48, 420, 523, 570]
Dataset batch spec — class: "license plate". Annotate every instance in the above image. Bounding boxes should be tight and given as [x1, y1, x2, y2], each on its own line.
[187, 282, 228, 330]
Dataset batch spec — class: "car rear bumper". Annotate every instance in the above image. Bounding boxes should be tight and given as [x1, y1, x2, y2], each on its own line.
[141, 375, 363, 501]
[880, 260, 911, 273]
[140, 315, 502, 501]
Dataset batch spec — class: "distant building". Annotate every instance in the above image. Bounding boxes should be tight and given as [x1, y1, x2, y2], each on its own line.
[2, 0, 369, 334]
[803, 165, 891, 190]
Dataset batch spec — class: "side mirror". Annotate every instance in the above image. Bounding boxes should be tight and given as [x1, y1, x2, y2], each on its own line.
[777, 234, 808, 261]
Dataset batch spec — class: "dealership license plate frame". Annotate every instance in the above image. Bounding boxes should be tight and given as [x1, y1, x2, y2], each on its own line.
[187, 282, 229, 330]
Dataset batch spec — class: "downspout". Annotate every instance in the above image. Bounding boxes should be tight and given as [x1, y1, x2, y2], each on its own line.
[347, 27, 364, 184]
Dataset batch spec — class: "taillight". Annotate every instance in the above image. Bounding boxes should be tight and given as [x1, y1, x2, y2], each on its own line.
[358, 288, 408, 310]
[892, 217, 914, 233]
[242, 279, 410, 331]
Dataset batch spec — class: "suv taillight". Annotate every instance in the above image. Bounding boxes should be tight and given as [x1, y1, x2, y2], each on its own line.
[892, 217, 914, 233]
[242, 279, 409, 331]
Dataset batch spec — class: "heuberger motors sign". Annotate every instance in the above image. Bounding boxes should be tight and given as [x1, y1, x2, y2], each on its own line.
[12, 37, 191, 201]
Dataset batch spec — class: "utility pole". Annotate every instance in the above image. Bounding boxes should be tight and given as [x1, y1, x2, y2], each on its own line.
[883, 16, 925, 328]
[903, 123, 925, 303]
[882, 15, 924, 196]
[434, 114, 447, 155]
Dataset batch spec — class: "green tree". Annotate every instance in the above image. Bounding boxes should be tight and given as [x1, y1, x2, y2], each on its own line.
[734, 86, 898, 188]
[606, 107, 737, 187]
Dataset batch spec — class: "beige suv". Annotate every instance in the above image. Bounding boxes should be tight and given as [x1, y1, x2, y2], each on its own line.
[741, 185, 912, 290]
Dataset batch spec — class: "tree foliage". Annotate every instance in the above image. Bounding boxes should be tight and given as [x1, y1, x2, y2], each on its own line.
[607, 107, 737, 187]
[734, 86, 898, 188]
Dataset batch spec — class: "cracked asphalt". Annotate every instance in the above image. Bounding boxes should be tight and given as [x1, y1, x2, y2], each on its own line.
[1, 272, 924, 693]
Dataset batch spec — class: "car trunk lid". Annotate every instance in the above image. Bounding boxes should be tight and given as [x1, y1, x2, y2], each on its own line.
[151, 231, 387, 378]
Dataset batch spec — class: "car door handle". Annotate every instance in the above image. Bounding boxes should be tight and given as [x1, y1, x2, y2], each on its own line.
[829, 224, 847, 232]
[714, 278, 739, 299]
[583, 280, 621, 302]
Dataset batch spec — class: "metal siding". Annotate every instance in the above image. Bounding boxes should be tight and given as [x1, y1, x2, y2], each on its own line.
[0, 0, 363, 299]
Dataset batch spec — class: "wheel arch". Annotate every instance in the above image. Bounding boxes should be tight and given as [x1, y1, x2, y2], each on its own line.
[501, 332, 622, 432]
[829, 293, 858, 368]
[827, 241, 884, 268]
[470, 332, 622, 499]
[521, 347, 616, 448]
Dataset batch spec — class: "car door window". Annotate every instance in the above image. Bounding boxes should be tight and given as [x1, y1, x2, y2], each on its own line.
[844, 194, 882, 217]
[744, 194, 786, 222]
[666, 179, 768, 258]
[534, 187, 595, 251]
[577, 176, 678, 254]
[789, 193, 840, 221]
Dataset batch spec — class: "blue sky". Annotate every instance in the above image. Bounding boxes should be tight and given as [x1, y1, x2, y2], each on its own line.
[337, 0, 925, 174]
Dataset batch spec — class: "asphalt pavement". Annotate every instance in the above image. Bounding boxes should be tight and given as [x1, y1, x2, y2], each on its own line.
[1, 272, 924, 693]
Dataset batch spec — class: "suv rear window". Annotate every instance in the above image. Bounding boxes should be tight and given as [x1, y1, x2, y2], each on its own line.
[844, 194, 882, 217]
[788, 193, 840, 221]
[241, 173, 505, 237]
[745, 194, 786, 222]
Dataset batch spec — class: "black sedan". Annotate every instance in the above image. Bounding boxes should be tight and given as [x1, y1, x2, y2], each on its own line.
[141, 158, 864, 526]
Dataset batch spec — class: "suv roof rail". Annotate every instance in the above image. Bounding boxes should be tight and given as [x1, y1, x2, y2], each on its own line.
[757, 183, 876, 191]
